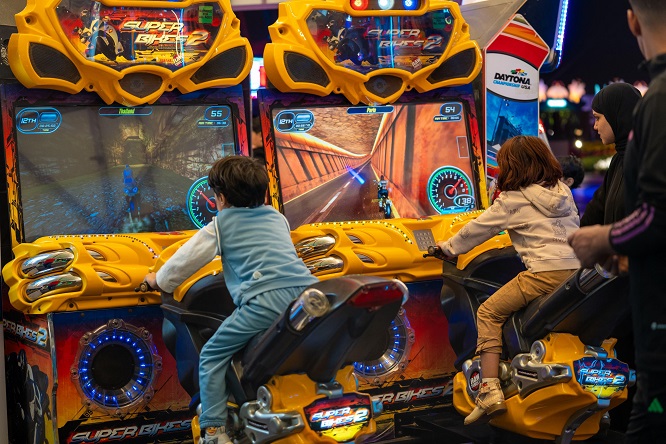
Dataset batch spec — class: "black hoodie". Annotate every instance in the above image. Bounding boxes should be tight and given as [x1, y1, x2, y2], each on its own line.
[580, 83, 642, 226]
[610, 53, 666, 371]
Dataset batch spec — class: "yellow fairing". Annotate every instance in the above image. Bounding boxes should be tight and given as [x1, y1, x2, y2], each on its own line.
[2, 209, 509, 313]
[453, 334, 628, 441]
[191, 367, 376, 443]
[2, 231, 193, 313]
[263, 0, 481, 105]
[9, 0, 252, 106]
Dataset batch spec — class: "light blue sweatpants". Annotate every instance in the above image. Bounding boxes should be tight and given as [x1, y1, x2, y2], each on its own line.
[198, 286, 306, 429]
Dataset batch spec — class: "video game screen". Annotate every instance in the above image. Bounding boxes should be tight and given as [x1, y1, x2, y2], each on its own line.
[2, 85, 248, 243]
[259, 87, 484, 229]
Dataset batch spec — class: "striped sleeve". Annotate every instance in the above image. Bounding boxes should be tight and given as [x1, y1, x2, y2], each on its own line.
[610, 202, 666, 255]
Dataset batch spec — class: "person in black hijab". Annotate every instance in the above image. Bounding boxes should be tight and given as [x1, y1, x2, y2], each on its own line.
[581, 82, 642, 226]
[580, 82, 642, 434]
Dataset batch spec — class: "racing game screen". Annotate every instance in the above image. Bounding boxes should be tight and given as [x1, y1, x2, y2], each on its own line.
[15, 104, 237, 241]
[271, 101, 479, 228]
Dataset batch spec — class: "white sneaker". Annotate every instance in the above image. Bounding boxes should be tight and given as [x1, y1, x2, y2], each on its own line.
[464, 378, 506, 425]
[199, 426, 231, 444]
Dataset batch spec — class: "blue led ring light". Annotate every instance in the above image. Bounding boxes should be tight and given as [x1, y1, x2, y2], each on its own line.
[353, 308, 414, 383]
[71, 318, 162, 415]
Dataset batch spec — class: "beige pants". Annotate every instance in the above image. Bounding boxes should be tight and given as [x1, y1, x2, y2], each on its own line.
[476, 269, 576, 355]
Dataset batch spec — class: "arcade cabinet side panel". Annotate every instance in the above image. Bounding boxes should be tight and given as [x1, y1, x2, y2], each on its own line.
[51, 306, 193, 443]
[2, 296, 57, 444]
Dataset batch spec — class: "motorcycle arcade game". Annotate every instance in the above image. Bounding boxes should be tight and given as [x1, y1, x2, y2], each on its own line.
[255, 0, 634, 443]
[1, 0, 252, 442]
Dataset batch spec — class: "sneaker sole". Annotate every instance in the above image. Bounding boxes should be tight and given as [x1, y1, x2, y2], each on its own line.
[464, 402, 507, 426]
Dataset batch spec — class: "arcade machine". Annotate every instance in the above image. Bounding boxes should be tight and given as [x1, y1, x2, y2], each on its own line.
[1, 0, 252, 442]
[257, 0, 488, 440]
[256, 0, 630, 442]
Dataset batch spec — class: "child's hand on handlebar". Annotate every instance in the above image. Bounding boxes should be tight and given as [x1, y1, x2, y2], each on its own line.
[144, 272, 160, 292]
[435, 241, 456, 260]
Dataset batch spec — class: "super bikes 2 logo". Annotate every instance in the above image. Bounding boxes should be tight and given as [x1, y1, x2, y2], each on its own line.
[119, 21, 210, 46]
[3, 319, 48, 348]
[309, 406, 370, 431]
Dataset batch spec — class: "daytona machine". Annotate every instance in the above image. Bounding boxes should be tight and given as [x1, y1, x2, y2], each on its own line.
[2, 0, 252, 443]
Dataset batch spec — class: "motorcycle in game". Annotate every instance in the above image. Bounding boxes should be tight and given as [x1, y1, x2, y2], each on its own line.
[138, 273, 408, 444]
[424, 241, 635, 444]
[373, 177, 392, 219]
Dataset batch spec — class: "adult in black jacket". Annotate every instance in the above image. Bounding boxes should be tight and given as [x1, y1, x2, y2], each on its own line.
[568, 1, 666, 441]
[581, 83, 642, 226]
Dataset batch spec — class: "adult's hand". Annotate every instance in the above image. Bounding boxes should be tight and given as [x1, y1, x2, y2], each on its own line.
[568, 224, 615, 268]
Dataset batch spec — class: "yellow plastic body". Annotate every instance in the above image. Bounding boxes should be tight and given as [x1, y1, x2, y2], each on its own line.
[453, 333, 629, 441]
[263, 0, 481, 105]
[2, 231, 194, 313]
[9, 0, 252, 106]
[2, 210, 511, 313]
[191, 367, 376, 443]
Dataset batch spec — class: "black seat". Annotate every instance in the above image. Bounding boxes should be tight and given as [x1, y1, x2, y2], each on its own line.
[162, 273, 404, 405]
[240, 275, 404, 391]
[503, 268, 630, 357]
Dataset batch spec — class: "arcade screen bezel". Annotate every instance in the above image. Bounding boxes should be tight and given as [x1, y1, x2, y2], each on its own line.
[258, 85, 486, 228]
[0, 83, 249, 249]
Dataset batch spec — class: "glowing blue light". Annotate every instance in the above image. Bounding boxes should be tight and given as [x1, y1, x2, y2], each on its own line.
[346, 166, 365, 184]
[76, 327, 156, 410]
[554, 0, 569, 67]
[378, 0, 394, 10]
[546, 99, 567, 108]
[402, 0, 418, 10]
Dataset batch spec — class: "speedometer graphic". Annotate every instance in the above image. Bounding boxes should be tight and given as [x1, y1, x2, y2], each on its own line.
[186, 177, 217, 228]
[427, 166, 475, 214]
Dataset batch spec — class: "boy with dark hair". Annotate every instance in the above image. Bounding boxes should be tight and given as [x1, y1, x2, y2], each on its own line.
[557, 155, 585, 190]
[568, 0, 666, 440]
[145, 156, 318, 444]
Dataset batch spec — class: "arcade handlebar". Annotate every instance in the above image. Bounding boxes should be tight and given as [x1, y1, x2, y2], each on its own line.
[135, 281, 156, 293]
[423, 245, 457, 265]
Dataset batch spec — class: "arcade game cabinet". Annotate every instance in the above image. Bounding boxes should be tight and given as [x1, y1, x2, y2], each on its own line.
[256, 1, 619, 442]
[2, 1, 252, 442]
[258, 0, 490, 439]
